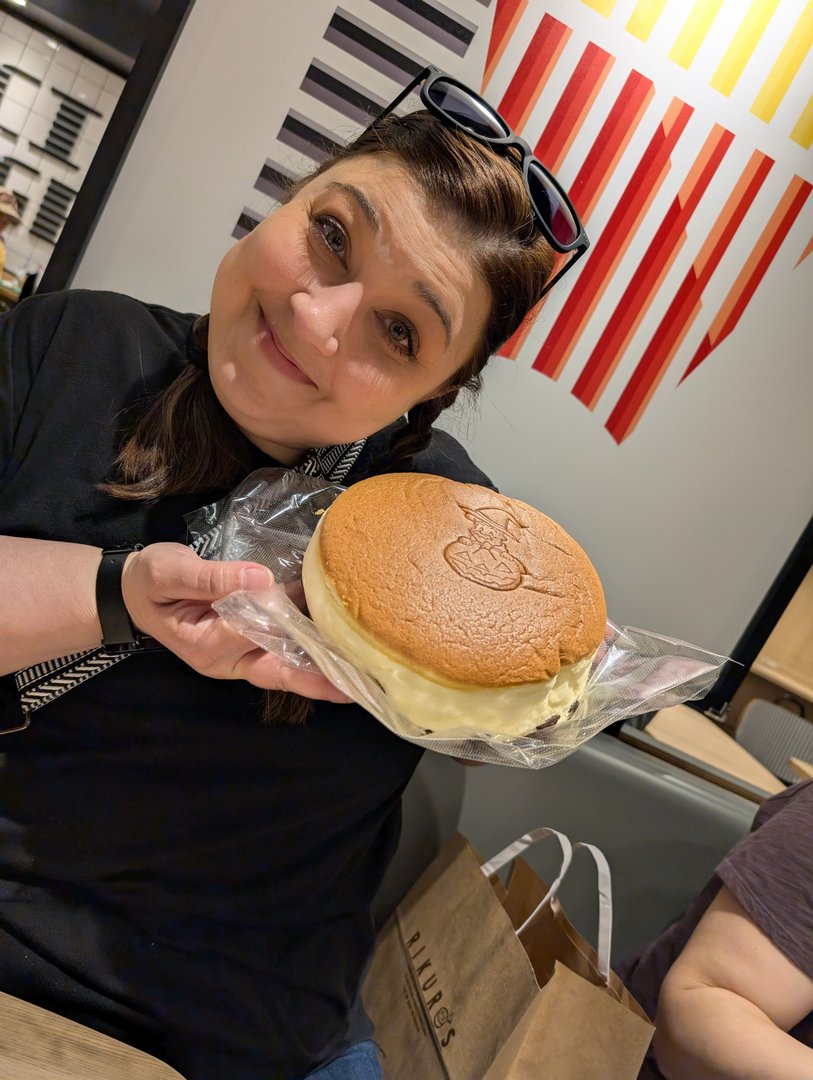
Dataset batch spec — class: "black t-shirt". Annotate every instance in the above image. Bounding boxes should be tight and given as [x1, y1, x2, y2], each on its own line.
[0, 290, 495, 1079]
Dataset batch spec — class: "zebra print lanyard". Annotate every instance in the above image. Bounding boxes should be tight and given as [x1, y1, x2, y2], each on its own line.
[8, 439, 366, 733]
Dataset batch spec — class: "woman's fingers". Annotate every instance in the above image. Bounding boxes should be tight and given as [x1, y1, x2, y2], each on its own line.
[119, 543, 351, 700]
[234, 647, 353, 701]
[124, 543, 273, 605]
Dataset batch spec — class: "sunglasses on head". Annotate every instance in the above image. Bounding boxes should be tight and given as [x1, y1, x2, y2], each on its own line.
[366, 66, 590, 300]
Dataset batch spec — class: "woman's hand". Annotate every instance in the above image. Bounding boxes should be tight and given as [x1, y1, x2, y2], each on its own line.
[121, 542, 351, 702]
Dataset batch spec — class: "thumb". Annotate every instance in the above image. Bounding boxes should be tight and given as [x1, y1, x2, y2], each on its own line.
[186, 558, 274, 601]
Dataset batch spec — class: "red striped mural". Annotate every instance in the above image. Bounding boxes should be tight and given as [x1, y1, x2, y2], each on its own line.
[607, 151, 776, 441]
[534, 42, 614, 175]
[487, 0, 811, 443]
[499, 68, 656, 363]
[498, 13, 571, 131]
[483, 0, 527, 89]
[572, 124, 734, 411]
[533, 97, 693, 379]
[682, 175, 813, 382]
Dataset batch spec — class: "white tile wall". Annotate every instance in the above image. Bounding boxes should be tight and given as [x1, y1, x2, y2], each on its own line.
[70, 74, 102, 108]
[27, 29, 60, 57]
[48, 43, 82, 74]
[0, 13, 124, 276]
[2, 17, 31, 46]
[0, 37, 24, 67]
[0, 97, 27, 134]
[19, 109, 49, 145]
[18, 43, 51, 80]
[105, 72, 125, 96]
[6, 72, 38, 110]
[78, 57, 109, 88]
[42, 62, 75, 95]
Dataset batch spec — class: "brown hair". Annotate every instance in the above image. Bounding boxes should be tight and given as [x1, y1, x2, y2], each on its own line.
[104, 111, 556, 722]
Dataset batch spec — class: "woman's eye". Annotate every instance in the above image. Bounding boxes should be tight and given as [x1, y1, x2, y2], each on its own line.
[314, 215, 347, 260]
[382, 315, 417, 359]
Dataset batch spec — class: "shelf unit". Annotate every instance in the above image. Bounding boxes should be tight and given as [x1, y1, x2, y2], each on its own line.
[750, 568, 813, 705]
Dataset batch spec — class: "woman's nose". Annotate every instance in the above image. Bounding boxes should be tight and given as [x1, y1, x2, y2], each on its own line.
[290, 283, 363, 357]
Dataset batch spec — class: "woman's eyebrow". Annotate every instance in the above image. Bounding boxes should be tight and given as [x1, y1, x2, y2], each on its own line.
[326, 181, 380, 232]
[412, 281, 451, 346]
[327, 180, 452, 344]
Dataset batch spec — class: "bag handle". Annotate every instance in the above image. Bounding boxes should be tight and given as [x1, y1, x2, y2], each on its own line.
[480, 827, 574, 932]
[480, 829, 613, 984]
[539, 841, 613, 986]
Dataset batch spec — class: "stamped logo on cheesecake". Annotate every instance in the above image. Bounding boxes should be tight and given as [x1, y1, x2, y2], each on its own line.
[443, 505, 527, 590]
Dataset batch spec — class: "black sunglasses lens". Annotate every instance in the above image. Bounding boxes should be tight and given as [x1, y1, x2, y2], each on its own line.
[527, 161, 579, 248]
[426, 79, 508, 139]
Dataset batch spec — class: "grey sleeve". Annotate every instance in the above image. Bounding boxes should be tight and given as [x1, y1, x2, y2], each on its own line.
[717, 780, 813, 980]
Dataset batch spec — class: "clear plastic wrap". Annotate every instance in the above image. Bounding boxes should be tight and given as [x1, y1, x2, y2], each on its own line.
[186, 468, 345, 577]
[188, 469, 731, 769]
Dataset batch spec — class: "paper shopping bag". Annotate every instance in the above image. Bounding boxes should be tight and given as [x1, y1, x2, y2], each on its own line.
[362, 830, 653, 1080]
[483, 848, 653, 1079]
[362, 831, 539, 1079]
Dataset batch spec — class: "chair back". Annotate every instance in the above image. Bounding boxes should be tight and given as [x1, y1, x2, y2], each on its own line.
[735, 698, 813, 783]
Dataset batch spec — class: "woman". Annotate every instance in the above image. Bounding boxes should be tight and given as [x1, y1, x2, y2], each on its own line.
[0, 71, 586, 1079]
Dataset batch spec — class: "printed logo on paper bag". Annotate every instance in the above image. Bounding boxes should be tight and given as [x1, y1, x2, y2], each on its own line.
[404, 929, 456, 1050]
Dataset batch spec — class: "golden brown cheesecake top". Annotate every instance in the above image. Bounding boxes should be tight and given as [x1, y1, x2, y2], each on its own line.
[315, 473, 607, 687]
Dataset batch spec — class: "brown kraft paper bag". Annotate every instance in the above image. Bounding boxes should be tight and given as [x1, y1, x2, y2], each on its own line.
[362, 829, 653, 1079]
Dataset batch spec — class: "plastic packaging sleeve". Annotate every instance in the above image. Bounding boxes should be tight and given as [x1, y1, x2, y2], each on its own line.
[188, 469, 731, 769]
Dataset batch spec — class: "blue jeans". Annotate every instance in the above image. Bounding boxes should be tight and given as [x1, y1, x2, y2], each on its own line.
[304, 1040, 383, 1080]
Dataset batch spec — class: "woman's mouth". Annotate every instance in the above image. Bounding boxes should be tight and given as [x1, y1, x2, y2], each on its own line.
[257, 311, 316, 386]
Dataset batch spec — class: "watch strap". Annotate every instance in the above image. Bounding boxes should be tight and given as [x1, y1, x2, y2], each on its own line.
[96, 546, 143, 649]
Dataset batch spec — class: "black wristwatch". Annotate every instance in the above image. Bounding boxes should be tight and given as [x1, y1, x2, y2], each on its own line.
[96, 545, 145, 652]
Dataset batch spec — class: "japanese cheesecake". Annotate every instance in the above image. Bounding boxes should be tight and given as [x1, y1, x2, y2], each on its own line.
[301, 473, 606, 738]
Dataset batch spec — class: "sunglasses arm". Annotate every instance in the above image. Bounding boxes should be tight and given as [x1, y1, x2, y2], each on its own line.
[365, 67, 432, 131]
[537, 243, 589, 302]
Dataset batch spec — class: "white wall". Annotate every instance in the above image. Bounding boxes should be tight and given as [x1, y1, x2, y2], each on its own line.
[70, 0, 813, 659]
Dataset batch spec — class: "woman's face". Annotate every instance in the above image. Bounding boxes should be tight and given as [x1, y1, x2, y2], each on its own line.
[208, 155, 490, 463]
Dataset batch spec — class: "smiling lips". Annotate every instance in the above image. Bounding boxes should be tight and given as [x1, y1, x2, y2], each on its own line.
[258, 310, 316, 386]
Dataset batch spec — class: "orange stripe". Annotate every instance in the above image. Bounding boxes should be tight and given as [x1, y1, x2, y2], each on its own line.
[576, 223, 687, 407]
[499, 14, 572, 132]
[606, 152, 773, 441]
[572, 75, 655, 221]
[797, 234, 813, 266]
[708, 178, 807, 342]
[534, 99, 693, 381]
[572, 125, 733, 409]
[483, 0, 528, 91]
[536, 43, 615, 175]
[694, 151, 771, 277]
[683, 176, 812, 379]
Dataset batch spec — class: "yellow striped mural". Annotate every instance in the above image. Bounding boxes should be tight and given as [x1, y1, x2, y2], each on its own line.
[581, 0, 813, 146]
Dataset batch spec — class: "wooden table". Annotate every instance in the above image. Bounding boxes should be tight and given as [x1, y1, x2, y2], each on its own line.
[0, 990, 185, 1079]
[645, 705, 785, 795]
[789, 757, 813, 781]
[0, 277, 21, 306]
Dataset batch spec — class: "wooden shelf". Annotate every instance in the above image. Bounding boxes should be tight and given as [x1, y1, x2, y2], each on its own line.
[645, 705, 785, 795]
[751, 568, 813, 704]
